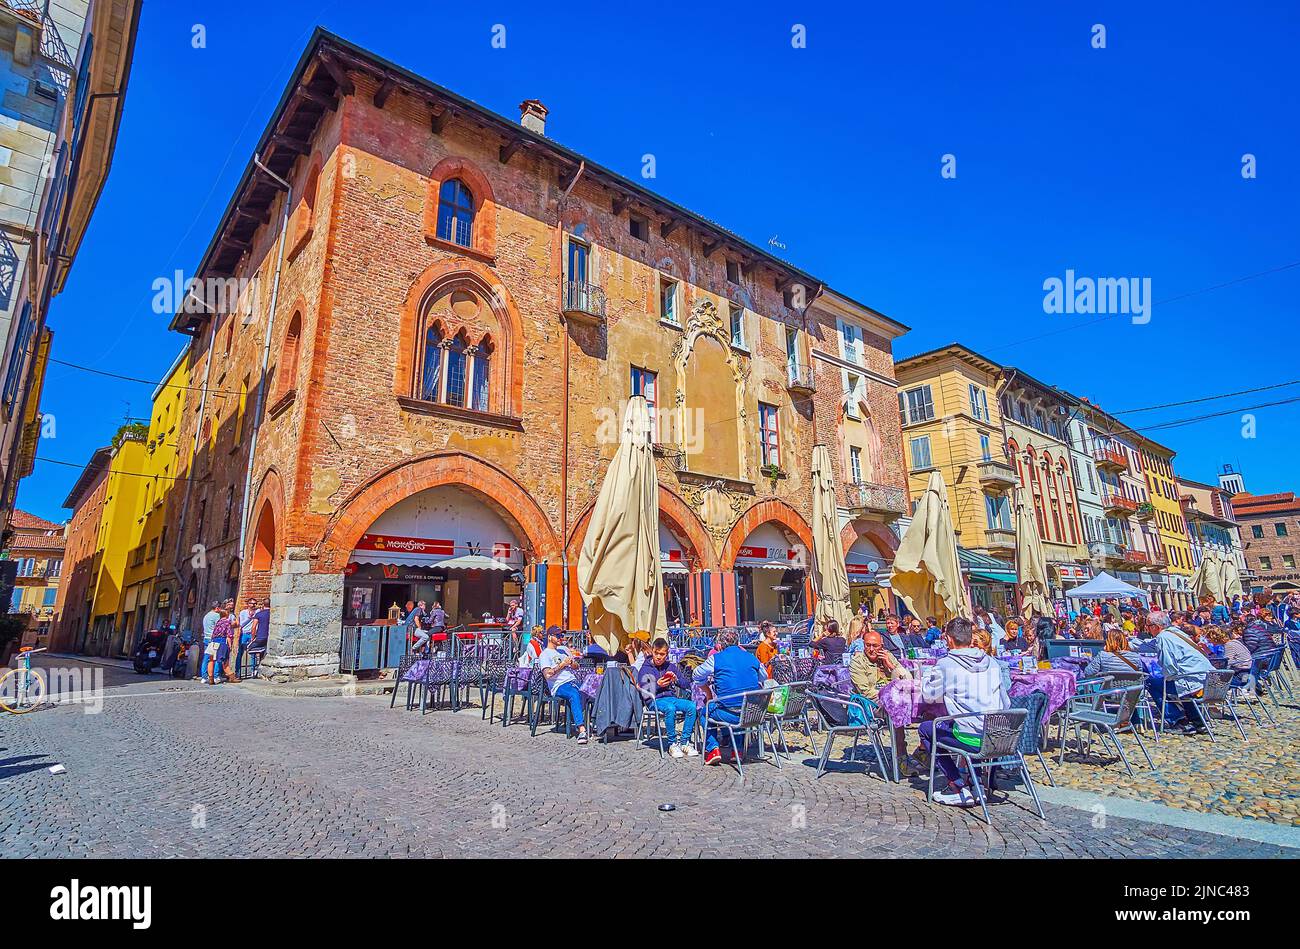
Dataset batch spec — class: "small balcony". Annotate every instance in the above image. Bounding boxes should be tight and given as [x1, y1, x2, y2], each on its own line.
[983, 528, 1016, 556]
[845, 481, 909, 519]
[1093, 445, 1128, 472]
[977, 459, 1018, 490]
[1134, 501, 1156, 522]
[1102, 491, 1138, 517]
[1149, 549, 1169, 567]
[562, 279, 606, 325]
[786, 362, 816, 395]
[1091, 541, 1126, 565]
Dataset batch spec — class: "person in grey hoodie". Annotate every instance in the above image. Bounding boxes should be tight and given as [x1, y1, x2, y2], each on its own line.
[918, 616, 1011, 807]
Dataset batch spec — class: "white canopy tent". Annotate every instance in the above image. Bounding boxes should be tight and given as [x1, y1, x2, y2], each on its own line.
[1065, 571, 1150, 601]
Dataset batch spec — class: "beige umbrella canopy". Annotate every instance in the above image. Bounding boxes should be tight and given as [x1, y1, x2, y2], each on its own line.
[811, 445, 852, 631]
[1189, 551, 1225, 603]
[1014, 486, 1052, 618]
[577, 395, 667, 655]
[890, 469, 971, 624]
[1220, 554, 1244, 602]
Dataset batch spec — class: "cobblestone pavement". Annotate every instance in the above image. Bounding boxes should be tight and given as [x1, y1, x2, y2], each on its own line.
[0, 658, 1293, 858]
[1036, 693, 1300, 826]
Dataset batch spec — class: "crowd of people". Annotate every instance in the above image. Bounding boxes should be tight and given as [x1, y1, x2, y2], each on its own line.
[176, 597, 271, 684]
[429, 586, 1299, 806]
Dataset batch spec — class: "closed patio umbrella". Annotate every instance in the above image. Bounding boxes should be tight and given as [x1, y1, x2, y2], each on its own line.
[1220, 555, 1244, 602]
[890, 469, 971, 624]
[1013, 486, 1052, 618]
[811, 445, 851, 631]
[577, 395, 667, 655]
[1189, 551, 1224, 603]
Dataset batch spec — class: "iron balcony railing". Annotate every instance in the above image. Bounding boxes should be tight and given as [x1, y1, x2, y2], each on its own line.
[846, 481, 908, 517]
[786, 362, 816, 393]
[563, 279, 606, 322]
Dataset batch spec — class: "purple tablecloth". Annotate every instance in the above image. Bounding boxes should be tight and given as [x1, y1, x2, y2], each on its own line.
[1009, 668, 1078, 721]
[876, 678, 946, 728]
[401, 659, 458, 683]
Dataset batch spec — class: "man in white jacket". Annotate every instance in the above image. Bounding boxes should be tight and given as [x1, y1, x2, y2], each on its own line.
[918, 616, 1011, 807]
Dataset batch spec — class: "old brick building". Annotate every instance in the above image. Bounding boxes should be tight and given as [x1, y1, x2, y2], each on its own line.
[1229, 488, 1300, 594]
[164, 30, 909, 679]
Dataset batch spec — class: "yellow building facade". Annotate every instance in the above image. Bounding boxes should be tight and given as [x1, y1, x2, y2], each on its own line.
[895, 345, 1018, 557]
[1134, 435, 1195, 609]
[117, 351, 189, 646]
[86, 433, 145, 656]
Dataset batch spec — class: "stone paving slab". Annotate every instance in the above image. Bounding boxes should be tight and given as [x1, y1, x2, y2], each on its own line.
[0, 658, 1294, 859]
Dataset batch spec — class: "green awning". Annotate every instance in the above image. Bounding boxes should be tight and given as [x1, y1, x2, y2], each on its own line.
[969, 570, 1017, 584]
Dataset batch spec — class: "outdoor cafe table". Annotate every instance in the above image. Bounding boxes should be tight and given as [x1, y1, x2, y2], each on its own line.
[876, 666, 1079, 729]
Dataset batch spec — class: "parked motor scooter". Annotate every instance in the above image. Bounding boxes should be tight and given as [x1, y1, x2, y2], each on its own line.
[131, 628, 169, 674]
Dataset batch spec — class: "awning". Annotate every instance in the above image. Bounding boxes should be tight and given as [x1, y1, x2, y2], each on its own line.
[351, 551, 448, 568]
[660, 561, 689, 575]
[436, 554, 516, 572]
[736, 558, 802, 570]
[969, 570, 1017, 584]
[958, 547, 1016, 585]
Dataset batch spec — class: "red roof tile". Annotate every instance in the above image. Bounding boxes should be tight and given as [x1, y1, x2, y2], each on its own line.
[9, 510, 61, 531]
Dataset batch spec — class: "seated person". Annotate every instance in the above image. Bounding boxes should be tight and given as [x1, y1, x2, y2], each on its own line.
[517, 624, 546, 667]
[536, 626, 589, 744]
[849, 630, 914, 773]
[1082, 628, 1145, 679]
[754, 621, 780, 676]
[813, 619, 848, 664]
[972, 628, 1012, 694]
[880, 614, 908, 662]
[691, 629, 765, 767]
[1242, 599, 1282, 654]
[924, 616, 942, 645]
[1150, 611, 1213, 735]
[901, 617, 929, 650]
[1215, 626, 1255, 689]
[997, 619, 1023, 655]
[918, 617, 1011, 808]
[636, 638, 698, 758]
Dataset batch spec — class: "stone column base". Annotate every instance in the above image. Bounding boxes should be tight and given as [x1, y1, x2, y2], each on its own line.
[261, 547, 345, 681]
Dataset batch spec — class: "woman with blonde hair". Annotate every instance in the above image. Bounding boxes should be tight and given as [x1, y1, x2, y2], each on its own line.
[846, 614, 867, 657]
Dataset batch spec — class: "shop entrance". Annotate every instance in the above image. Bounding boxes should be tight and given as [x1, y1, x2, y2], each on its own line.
[733, 522, 807, 623]
[344, 484, 527, 629]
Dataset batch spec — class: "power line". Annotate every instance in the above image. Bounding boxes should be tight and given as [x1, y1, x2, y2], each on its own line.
[1110, 379, 1300, 415]
[33, 456, 210, 485]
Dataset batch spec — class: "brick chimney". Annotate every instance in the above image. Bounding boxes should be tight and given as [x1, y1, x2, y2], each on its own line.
[519, 99, 548, 135]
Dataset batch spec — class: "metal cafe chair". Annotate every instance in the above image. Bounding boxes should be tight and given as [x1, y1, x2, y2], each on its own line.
[807, 691, 894, 782]
[767, 680, 816, 759]
[1056, 684, 1155, 776]
[1157, 672, 1226, 742]
[1233, 654, 1277, 728]
[1197, 668, 1248, 741]
[925, 709, 1046, 826]
[703, 689, 777, 780]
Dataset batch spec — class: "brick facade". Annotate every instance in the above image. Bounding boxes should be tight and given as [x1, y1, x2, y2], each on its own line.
[160, 31, 909, 678]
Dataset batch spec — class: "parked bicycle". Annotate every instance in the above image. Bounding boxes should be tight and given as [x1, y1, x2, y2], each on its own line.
[0, 646, 48, 714]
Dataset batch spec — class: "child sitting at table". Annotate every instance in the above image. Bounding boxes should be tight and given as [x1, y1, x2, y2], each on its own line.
[918, 617, 1011, 808]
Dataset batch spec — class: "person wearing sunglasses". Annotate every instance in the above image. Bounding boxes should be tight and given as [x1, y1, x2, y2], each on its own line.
[536, 625, 588, 744]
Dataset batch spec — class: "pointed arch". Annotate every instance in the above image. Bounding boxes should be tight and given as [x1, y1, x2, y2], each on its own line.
[320, 451, 559, 572]
[566, 484, 717, 571]
[395, 258, 524, 416]
[720, 498, 815, 570]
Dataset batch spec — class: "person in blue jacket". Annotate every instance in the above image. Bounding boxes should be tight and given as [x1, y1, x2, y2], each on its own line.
[692, 628, 765, 766]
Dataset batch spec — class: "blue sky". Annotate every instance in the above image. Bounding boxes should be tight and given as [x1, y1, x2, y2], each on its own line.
[20, 0, 1300, 521]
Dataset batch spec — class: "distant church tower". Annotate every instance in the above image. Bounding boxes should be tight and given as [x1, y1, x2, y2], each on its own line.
[1218, 464, 1245, 496]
